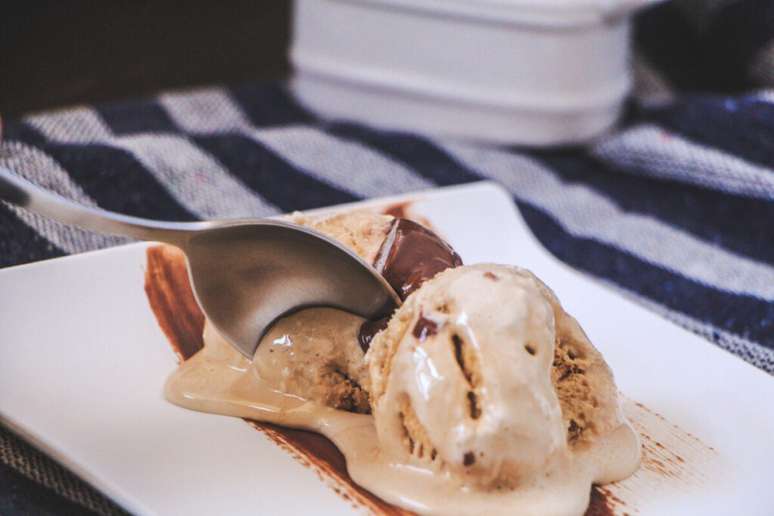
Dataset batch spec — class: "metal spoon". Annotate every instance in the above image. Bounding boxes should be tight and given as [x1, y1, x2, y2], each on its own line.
[0, 168, 400, 358]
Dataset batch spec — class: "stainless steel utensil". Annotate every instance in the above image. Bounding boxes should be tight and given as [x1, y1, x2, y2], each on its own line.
[0, 167, 400, 358]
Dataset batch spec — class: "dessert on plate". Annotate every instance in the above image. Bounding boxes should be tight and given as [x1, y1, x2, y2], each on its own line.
[161, 210, 640, 516]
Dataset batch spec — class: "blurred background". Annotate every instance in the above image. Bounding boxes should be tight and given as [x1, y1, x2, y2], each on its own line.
[3, 1, 772, 117]
[1, 1, 291, 116]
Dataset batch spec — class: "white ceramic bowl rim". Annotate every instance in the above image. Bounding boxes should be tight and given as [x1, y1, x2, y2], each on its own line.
[336, 0, 666, 28]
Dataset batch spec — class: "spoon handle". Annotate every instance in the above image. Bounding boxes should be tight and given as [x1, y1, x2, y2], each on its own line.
[0, 167, 205, 246]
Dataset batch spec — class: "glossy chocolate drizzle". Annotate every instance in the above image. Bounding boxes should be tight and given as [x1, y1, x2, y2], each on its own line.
[358, 218, 462, 351]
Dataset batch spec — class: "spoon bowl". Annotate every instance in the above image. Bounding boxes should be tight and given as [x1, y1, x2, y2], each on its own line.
[182, 221, 397, 357]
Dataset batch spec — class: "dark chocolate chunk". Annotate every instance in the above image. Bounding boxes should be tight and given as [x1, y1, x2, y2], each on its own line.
[376, 218, 462, 300]
[358, 316, 389, 353]
[358, 218, 462, 353]
[412, 315, 438, 341]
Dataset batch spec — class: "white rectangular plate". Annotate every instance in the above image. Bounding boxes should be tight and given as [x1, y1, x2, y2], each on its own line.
[1, 182, 773, 515]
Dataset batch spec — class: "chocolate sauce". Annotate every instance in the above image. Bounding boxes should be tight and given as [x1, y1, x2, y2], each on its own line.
[584, 487, 616, 516]
[358, 317, 389, 353]
[412, 315, 438, 341]
[145, 246, 205, 361]
[377, 218, 462, 300]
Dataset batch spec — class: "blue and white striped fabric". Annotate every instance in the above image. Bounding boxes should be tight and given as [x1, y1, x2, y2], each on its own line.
[2, 81, 773, 375]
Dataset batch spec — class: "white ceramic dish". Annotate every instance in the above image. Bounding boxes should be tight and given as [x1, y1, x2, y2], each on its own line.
[291, 0, 663, 146]
[1, 182, 773, 515]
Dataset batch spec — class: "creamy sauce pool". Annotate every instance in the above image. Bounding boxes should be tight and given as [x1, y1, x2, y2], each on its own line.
[166, 320, 640, 516]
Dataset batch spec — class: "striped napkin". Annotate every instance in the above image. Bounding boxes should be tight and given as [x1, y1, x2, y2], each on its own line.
[1, 1, 773, 514]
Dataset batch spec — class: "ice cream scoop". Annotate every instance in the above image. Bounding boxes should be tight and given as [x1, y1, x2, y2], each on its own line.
[368, 264, 569, 488]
